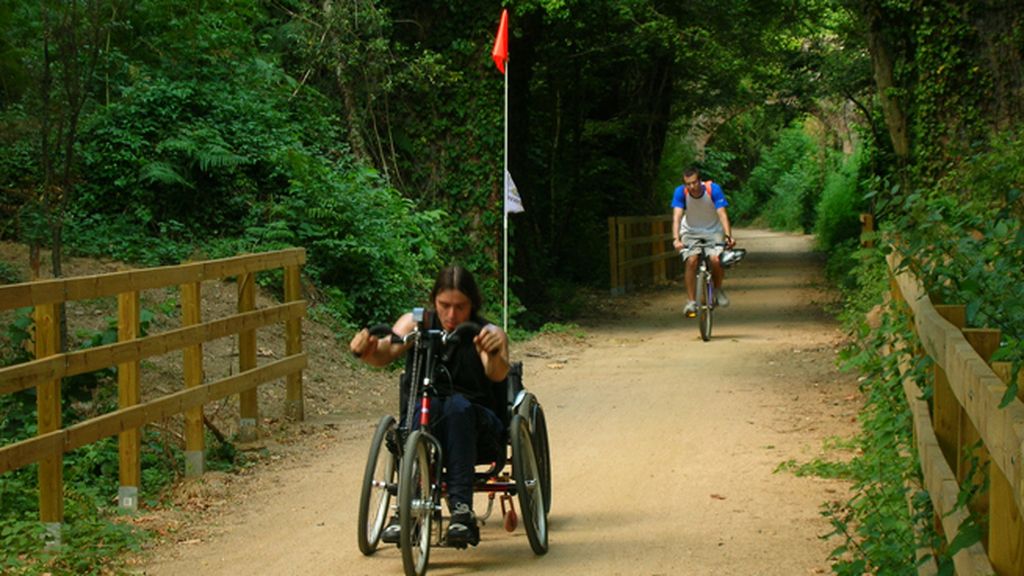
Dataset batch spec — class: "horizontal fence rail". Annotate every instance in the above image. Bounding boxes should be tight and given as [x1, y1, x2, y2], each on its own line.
[607, 215, 678, 294]
[0, 248, 307, 541]
[887, 251, 1024, 575]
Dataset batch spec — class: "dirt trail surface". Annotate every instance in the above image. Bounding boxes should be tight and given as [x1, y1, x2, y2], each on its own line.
[135, 229, 860, 576]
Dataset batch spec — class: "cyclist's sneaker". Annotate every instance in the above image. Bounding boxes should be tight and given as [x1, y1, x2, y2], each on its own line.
[683, 300, 697, 317]
[716, 289, 730, 308]
[446, 502, 480, 547]
[381, 516, 401, 544]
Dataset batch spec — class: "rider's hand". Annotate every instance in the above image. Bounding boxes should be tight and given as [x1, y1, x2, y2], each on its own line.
[672, 238, 683, 252]
[474, 327, 503, 355]
[349, 328, 377, 359]
[725, 235, 736, 249]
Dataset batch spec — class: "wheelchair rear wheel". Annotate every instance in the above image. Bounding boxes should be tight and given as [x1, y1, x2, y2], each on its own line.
[530, 403, 552, 515]
[357, 414, 398, 555]
[511, 414, 549, 555]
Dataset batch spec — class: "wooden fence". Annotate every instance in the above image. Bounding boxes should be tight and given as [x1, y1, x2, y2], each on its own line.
[0, 248, 307, 541]
[607, 215, 678, 294]
[888, 251, 1024, 575]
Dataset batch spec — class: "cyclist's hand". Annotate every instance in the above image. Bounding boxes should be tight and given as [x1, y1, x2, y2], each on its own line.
[474, 326, 503, 356]
[673, 238, 683, 252]
[349, 328, 377, 359]
[726, 235, 736, 249]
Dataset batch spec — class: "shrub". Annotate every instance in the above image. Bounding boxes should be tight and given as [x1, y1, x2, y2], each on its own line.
[815, 148, 866, 252]
[742, 121, 826, 231]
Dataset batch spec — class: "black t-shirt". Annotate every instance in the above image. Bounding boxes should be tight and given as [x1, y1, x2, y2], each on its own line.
[399, 310, 500, 420]
[432, 311, 493, 404]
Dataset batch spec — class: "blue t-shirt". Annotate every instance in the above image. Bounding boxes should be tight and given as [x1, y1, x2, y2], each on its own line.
[671, 181, 728, 236]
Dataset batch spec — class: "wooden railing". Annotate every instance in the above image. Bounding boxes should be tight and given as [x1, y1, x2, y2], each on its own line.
[0, 248, 307, 540]
[607, 215, 678, 294]
[888, 251, 1024, 575]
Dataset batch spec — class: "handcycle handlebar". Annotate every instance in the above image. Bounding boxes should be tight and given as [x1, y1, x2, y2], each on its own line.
[445, 321, 482, 345]
[366, 319, 482, 346]
[368, 323, 402, 343]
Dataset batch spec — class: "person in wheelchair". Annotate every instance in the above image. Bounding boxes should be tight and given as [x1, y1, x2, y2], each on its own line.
[349, 265, 510, 547]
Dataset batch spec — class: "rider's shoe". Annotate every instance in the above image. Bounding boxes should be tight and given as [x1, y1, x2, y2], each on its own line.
[716, 289, 730, 308]
[683, 300, 697, 318]
[381, 516, 401, 544]
[385, 428, 399, 455]
[446, 502, 480, 548]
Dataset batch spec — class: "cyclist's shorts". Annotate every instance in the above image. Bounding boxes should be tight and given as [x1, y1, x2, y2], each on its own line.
[681, 232, 725, 261]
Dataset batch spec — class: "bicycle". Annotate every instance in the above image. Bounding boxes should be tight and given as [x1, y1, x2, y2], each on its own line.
[680, 240, 745, 341]
[356, 308, 550, 576]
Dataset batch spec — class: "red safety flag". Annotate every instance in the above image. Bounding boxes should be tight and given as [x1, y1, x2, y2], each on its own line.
[492, 9, 509, 74]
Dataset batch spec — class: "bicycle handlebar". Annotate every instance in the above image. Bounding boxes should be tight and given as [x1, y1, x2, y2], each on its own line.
[679, 240, 727, 255]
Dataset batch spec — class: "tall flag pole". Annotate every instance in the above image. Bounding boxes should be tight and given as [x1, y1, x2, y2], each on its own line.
[492, 8, 513, 331]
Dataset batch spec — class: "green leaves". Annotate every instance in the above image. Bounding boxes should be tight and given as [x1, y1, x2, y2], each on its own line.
[139, 160, 191, 188]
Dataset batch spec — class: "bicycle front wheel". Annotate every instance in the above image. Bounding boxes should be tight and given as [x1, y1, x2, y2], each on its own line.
[696, 268, 713, 341]
[399, 430, 437, 576]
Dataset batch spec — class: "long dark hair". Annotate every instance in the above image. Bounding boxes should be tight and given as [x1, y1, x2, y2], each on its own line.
[429, 265, 482, 316]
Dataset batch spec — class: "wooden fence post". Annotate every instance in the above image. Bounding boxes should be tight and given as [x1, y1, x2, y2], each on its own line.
[117, 291, 141, 511]
[34, 302, 62, 545]
[181, 282, 205, 476]
[859, 213, 875, 248]
[284, 265, 304, 421]
[608, 218, 620, 294]
[960, 328, 1001, 548]
[652, 221, 666, 284]
[605, 215, 676, 295]
[614, 218, 622, 291]
[933, 305, 966, 468]
[238, 273, 258, 442]
[931, 304, 966, 541]
[990, 362, 1024, 575]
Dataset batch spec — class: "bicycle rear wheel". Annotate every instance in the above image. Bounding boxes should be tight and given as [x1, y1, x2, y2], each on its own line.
[696, 267, 713, 341]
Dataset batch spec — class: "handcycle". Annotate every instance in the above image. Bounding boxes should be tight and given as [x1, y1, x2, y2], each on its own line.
[680, 239, 745, 341]
[356, 308, 551, 576]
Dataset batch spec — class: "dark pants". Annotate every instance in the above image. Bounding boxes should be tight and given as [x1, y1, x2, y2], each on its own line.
[420, 394, 503, 511]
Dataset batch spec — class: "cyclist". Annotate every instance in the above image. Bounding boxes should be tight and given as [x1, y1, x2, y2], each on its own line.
[349, 265, 510, 547]
[671, 167, 736, 317]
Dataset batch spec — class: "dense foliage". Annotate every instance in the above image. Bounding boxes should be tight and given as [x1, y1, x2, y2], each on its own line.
[798, 1, 1024, 573]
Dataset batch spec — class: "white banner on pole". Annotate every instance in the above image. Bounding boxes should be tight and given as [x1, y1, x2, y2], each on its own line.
[505, 170, 524, 214]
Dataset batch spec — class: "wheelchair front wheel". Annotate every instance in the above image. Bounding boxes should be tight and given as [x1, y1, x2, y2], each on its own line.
[399, 430, 438, 576]
[357, 414, 398, 555]
[511, 414, 549, 555]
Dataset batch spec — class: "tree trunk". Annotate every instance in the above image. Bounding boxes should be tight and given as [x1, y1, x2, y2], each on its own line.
[863, 1, 910, 167]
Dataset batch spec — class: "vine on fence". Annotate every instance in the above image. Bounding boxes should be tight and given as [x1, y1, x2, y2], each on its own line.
[825, 305, 941, 574]
[780, 254, 993, 574]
